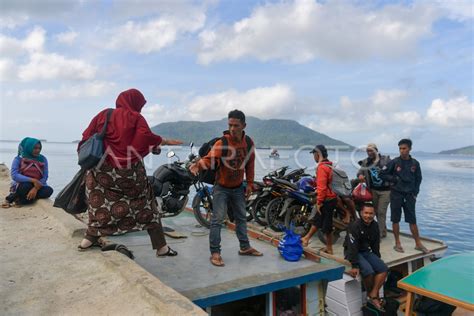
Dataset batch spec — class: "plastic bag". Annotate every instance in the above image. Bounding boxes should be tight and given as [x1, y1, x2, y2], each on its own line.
[278, 227, 303, 262]
[352, 182, 373, 202]
[53, 169, 88, 214]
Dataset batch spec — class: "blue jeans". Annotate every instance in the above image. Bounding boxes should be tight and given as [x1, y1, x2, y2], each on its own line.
[358, 252, 388, 278]
[210, 184, 250, 254]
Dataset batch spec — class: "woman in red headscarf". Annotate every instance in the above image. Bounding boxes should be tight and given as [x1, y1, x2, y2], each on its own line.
[77, 89, 182, 257]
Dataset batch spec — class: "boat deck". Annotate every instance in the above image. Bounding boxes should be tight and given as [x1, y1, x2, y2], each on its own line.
[107, 212, 344, 308]
[246, 222, 448, 268]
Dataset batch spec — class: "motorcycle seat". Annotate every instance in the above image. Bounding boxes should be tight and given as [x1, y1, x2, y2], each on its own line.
[273, 178, 298, 190]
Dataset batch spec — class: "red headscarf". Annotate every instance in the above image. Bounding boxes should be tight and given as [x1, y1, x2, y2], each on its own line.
[79, 88, 162, 168]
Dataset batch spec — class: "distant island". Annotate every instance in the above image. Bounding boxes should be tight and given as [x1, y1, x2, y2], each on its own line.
[439, 145, 474, 155]
[151, 117, 353, 149]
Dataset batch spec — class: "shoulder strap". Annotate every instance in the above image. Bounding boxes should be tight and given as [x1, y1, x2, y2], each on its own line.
[245, 135, 253, 153]
[99, 109, 113, 138]
[220, 136, 228, 158]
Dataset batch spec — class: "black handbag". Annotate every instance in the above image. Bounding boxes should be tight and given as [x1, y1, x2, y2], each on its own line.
[53, 168, 88, 214]
[78, 109, 113, 169]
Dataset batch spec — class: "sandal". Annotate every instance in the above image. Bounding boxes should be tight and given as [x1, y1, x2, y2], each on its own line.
[156, 246, 178, 257]
[1, 202, 11, 209]
[238, 247, 263, 256]
[78, 236, 103, 252]
[393, 245, 405, 253]
[367, 296, 385, 312]
[319, 247, 334, 255]
[210, 253, 225, 267]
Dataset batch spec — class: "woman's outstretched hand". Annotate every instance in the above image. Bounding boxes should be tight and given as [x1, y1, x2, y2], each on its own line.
[162, 138, 183, 146]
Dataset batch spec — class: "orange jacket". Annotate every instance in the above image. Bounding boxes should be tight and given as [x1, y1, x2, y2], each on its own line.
[316, 160, 337, 204]
[198, 132, 255, 188]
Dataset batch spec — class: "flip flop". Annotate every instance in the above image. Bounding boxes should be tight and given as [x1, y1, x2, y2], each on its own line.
[210, 254, 225, 267]
[393, 245, 405, 253]
[78, 236, 104, 252]
[164, 231, 188, 239]
[415, 245, 430, 254]
[77, 240, 103, 251]
[156, 246, 178, 257]
[239, 247, 263, 256]
[367, 297, 385, 312]
[319, 247, 334, 255]
[1, 202, 11, 209]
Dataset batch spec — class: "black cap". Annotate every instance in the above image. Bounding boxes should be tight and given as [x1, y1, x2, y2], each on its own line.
[310, 144, 328, 158]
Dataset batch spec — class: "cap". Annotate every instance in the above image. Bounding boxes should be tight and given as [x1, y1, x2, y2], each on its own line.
[366, 143, 378, 152]
[310, 144, 328, 158]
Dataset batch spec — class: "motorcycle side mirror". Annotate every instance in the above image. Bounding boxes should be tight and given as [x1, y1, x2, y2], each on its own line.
[190, 142, 194, 148]
[167, 151, 176, 158]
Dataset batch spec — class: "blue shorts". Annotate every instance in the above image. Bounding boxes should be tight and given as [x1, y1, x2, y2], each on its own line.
[358, 252, 388, 278]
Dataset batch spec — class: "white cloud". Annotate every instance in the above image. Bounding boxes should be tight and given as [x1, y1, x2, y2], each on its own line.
[393, 111, 422, 125]
[313, 89, 420, 134]
[105, 10, 206, 54]
[18, 52, 96, 81]
[0, 26, 45, 57]
[435, 0, 474, 21]
[55, 30, 78, 45]
[0, 27, 96, 81]
[371, 89, 408, 111]
[15, 81, 116, 101]
[198, 0, 438, 64]
[142, 104, 187, 126]
[426, 96, 474, 127]
[185, 84, 295, 121]
[0, 59, 17, 81]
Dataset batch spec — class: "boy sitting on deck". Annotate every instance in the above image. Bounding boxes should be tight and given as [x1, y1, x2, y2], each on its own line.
[345, 203, 388, 312]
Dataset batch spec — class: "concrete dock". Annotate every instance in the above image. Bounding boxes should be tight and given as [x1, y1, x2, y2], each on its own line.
[0, 164, 206, 316]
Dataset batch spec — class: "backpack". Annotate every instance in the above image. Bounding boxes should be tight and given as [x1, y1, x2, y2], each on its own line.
[327, 165, 352, 197]
[197, 135, 253, 185]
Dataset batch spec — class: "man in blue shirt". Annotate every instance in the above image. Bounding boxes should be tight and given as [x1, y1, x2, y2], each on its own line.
[381, 139, 428, 254]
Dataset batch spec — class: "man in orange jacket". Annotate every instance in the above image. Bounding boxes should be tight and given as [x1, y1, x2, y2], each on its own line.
[190, 110, 262, 267]
[301, 144, 337, 254]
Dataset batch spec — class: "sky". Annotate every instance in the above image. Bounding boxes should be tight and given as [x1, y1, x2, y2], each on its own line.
[0, 0, 472, 152]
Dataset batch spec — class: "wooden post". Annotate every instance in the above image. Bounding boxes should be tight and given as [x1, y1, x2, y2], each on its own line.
[405, 292, 413, 316]
[305, 280, 326, 315]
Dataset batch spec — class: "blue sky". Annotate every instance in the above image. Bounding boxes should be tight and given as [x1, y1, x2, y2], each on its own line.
[0, 0, 472, 152]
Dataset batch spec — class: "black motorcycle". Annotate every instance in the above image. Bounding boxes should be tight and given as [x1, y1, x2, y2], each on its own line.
[148, 143, 201, 218]
[246, 166, 289, 226]
[261, 168, 310, 231]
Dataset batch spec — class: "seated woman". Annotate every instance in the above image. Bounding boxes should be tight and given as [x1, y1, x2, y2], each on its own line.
[2, 138, 53, 207]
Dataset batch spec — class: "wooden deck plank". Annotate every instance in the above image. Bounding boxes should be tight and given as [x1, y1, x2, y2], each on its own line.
[247, 222, 447, 268]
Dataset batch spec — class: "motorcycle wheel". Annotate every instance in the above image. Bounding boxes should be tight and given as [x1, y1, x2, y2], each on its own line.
[192, 194, 212, 229]
[284, 204, 312, 236]
[316, 229, 341, 245]
[265, 197, 285, 232]
[249, 196, 270, 226]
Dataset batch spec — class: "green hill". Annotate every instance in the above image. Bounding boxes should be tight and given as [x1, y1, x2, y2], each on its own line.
[151, 117, 353, 149]
[439, 145, 474, 155]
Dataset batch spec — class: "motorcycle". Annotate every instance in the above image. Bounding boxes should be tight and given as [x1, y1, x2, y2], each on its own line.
[263, 168, 309, 231]
[148, 145, 195, 218]
[283, 179, 351, 244]
[246, 166, 289, 226]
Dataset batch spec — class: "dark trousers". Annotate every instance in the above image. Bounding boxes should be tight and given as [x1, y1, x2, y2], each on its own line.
[7, 182, 53, 205]
[85, 220, 167, 251]
[147, 220, 167, 250]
